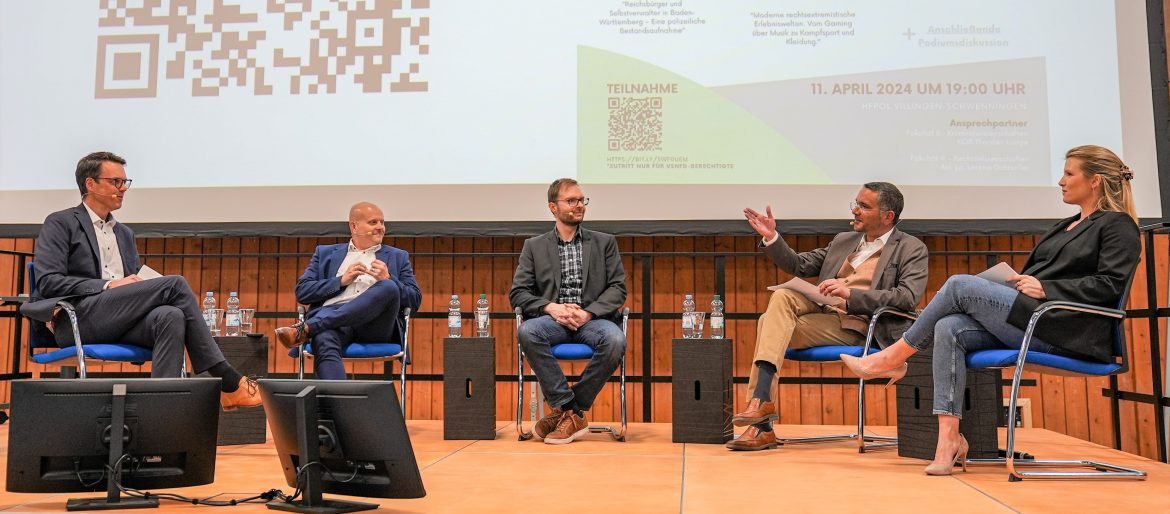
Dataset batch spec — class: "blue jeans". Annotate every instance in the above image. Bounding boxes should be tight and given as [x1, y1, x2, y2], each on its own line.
[902, 275, 1057, 418]
[517, 315, 626, 410]
[308, 280, 402, 380]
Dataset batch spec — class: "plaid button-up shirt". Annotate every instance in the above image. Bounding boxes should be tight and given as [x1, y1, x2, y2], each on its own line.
[556, 231, 584, 305]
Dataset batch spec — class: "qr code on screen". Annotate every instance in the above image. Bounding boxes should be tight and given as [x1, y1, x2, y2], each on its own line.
[607, 97, 662, 151]
[94, 0, 429, 98]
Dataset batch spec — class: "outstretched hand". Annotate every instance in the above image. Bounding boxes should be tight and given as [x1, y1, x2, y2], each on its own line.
[744, 206, 778, 241]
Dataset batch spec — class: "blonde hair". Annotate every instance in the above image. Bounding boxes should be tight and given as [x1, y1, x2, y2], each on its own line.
[1065, 145, 1137, 222]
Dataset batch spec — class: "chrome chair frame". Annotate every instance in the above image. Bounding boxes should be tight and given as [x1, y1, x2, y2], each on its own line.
[516, 306, 629, 442]
[293, 306, 411, 414]
[774, 306, 915, 452]
[965, 300, 1146, 481]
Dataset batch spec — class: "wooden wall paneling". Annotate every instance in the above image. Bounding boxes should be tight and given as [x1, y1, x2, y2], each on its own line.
[667, 235, 696, 424]
[605, 239, 635, 423]
[1131, 234, 1159, 458]
[632, 235, 654, 421]
[1, 231, 1168, 460]
[710, 235, 736, 408]
[237, 238, 258, 335]
[1150, 234, 1170, 453]
[408, 236, 435, 420]
[255, 237, 280, 373]
[491, 236, 518, 422]
[650, 235, 675, 422]
[272, 238, 299, 376]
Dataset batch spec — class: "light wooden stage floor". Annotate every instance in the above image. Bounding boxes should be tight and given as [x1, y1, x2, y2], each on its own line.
[1, 421, 1167, 513]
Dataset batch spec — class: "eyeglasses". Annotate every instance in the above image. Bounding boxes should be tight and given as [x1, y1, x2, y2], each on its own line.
[557, 197, 590, 207]
[94, 177, 133, 189]
[849, 200, 880, 212]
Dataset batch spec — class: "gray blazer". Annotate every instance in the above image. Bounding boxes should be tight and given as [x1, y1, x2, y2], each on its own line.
[763, 228, 929, 346]
[21, 204, 140, 322]
[509, 227, 628, 323]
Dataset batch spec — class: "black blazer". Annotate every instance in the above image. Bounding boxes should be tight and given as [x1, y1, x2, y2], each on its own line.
[509, 227, 628, 324]
[1006, 210, 1140, 362]
[21, 204, 140, 322]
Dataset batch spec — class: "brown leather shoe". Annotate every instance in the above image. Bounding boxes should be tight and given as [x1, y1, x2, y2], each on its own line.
[274, 322, 308, 349]
[220, 376, 262, 411]
[533, 407, 564, 439]
[725, 426, 779, 451]
[733, 398, 778, 427]
[544, 411, 589, 445]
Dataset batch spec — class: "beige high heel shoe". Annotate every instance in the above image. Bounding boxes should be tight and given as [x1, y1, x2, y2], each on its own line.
[839, 354, 908, 388]
[924, 435, 969, 476]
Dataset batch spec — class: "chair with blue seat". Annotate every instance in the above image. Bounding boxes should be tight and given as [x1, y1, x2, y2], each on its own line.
[775, 306, 917, 452]
[964, 275, 1146, 481]
[289, 305, 412, 415]
[516, 307, 630, 441]
[19, 262, 175, 378]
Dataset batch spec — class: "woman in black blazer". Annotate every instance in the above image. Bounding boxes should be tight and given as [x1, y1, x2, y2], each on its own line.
[841, 145, 1140, 475]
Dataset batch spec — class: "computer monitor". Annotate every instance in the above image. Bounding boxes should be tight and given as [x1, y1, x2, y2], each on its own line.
[258, 379, 425, 513]
[6, 378, 221, 510]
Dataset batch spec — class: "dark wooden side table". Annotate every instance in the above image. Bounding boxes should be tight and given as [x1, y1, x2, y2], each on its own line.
[443, 337, 496, 440]
[896, 346, 1002, 459]
[672, 338, 734, 443]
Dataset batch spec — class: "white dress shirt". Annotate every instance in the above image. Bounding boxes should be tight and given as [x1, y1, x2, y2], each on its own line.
[84, 203, 125, 288]
[322, 242, 382, 307]
[848, 228, 892, 268]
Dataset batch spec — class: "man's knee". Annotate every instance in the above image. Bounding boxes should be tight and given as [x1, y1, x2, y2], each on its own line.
[592, 322, 626, 362]
[517, 316, 556, 347]
[366, 279, 402, 304]
[150, 305, 184, 329]
[765, 289, 806, 316]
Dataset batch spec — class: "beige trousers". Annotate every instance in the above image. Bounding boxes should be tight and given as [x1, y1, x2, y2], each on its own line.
[745, 289, 865, 400]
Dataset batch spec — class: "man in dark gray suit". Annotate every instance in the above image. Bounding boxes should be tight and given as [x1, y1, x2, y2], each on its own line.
[510, 178, 627, 445]
[726, 182, 929, 450]
[21, 151, 261, 410]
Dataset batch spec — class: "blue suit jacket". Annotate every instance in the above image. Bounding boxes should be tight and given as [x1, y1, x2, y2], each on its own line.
[294, 243, 422, 344]
[22, 204, 140, 322]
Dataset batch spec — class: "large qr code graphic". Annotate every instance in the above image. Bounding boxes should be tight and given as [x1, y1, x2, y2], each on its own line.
[607, 97, 662, 151]
[95, 0, 429, 98]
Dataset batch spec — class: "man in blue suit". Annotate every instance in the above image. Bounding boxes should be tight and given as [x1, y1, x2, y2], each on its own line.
[274, 202, 422, 380]
[22, 151, 261, 410]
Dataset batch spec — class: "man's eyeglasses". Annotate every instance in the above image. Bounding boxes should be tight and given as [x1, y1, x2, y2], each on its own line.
[557, 197, 590, 207]
[94, 177, 133, 189]
[849, 200, 880, 212]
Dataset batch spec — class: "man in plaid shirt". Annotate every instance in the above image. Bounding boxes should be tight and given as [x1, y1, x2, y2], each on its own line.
[510, 178, 628, 445]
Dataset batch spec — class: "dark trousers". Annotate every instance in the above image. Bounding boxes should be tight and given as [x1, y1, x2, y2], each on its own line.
[308, 280, 403, 380]
[54, 276, 226, 377]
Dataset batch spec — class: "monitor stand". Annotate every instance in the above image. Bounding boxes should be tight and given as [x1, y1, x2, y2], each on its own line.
[267, 386, 377, 514]
[66, 384, 160, 511]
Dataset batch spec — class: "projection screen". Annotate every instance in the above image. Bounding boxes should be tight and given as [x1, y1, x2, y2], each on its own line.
[0, 0, 1162, 228]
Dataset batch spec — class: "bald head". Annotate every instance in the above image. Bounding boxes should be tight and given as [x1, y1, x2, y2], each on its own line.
[349, 202, 382, 222]
[348, 202, 386, 249]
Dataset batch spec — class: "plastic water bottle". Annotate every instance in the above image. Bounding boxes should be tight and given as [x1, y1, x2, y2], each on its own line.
[448, 294, 462, 338]
[202, 291, 219, 336]
[475, 294, 490, 337]
[682, 293, 696, 338]
[710, 294, 725, 339]
[225, 292, 241, 336]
